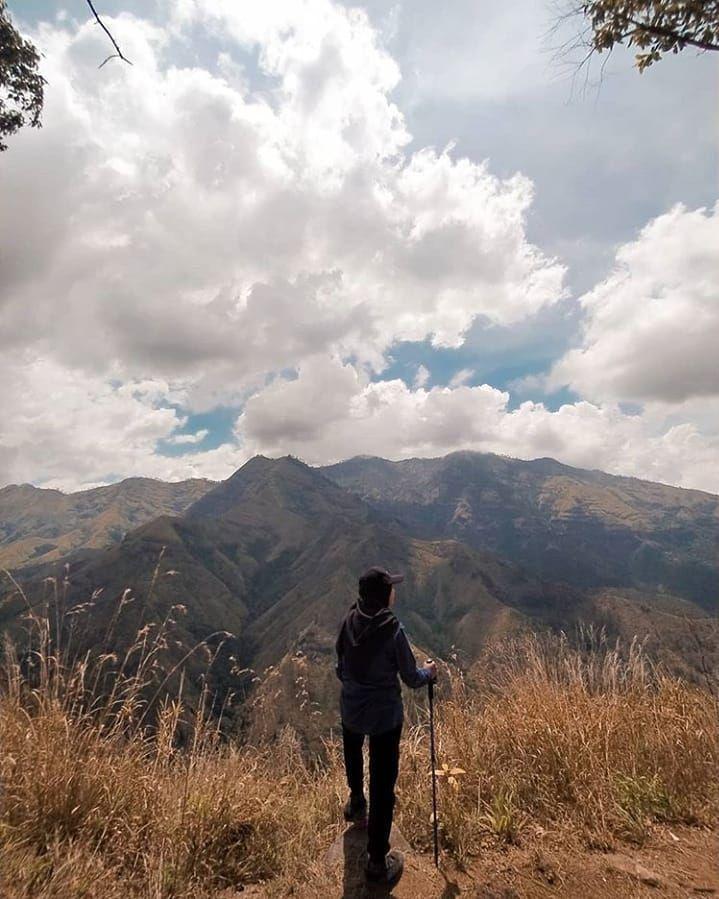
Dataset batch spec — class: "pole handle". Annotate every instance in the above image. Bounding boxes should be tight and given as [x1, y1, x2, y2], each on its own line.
[425, 658, 435, 697]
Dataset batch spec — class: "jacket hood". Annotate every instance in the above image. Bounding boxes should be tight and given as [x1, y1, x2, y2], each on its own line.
[344, 600, 397, 647]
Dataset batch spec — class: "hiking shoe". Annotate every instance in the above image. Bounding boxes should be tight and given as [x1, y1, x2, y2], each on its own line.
[365, 850, 404, 887]
[343, 793, 367, 824]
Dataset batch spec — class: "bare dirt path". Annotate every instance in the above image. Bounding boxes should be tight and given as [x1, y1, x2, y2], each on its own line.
[228, 824, 716, 897]
[442, 825, 718, 898]
[275, 823, 717, 898]
[324, 823, 450, 898]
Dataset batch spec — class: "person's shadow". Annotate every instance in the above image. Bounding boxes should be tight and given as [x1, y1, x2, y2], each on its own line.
[340, 823, 393, 898]
[337, 823, 461, 898]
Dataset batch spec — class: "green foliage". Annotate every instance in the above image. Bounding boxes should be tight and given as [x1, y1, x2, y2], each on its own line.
[0, 0, 45, 150]
[579, 0, 719, 71]
[614, 772, 674, 841]
[480, 786, 524, 844]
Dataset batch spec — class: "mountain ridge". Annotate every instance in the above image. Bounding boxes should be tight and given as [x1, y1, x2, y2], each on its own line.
[321, 451, 719, 608]
[0, 456, 616, 731]
[0, 476, 215, 570]
[1, 451, 715, 742]
[330, 450, 719, 498]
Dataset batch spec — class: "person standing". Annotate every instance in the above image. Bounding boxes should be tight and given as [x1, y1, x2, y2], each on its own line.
[335, 566, 437, 887]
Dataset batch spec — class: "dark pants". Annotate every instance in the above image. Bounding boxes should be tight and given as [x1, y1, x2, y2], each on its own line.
[342, 723, 402, 864]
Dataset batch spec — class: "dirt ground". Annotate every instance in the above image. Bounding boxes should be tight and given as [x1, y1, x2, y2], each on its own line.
[443, 824, 718, 898]
[233, 823, 717, 898]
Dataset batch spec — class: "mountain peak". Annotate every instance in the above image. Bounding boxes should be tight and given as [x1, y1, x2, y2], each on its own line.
[188, 453, 359, 522]
[231, 454, 312, 476]
[221, 454, 321, 493]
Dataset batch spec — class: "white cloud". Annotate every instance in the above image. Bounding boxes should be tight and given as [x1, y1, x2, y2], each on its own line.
[172, 0, 410, 178]
[0, 350, 251, 490]
[1, 1, 717, 496]
[0, 353, 177, 490]
[413, 364, 430, 388]
[448, 367, 474, 388]
[236, 355, 719, 494]
[548, 203, 719, 404]
[1, 2, 564, 395]
[166, 429, 209, 445]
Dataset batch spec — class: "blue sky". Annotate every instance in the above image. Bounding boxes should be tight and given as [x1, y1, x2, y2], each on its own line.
[2, 0, 718, 492]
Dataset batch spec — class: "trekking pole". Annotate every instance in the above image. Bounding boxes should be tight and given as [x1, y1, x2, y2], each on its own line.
[426, 659, 439, 868]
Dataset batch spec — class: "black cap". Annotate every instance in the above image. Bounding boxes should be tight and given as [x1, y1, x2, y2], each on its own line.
[358, 566, 404, 611]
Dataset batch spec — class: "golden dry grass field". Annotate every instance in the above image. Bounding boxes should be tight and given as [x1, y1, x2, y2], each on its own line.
[0, 592, 716, 898]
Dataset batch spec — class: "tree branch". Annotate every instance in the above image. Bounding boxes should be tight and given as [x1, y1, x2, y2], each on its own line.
[85, 0, 132, 67]
[624, 15, 719, 53]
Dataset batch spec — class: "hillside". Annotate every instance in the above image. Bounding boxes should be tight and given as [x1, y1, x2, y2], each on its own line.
[322, 452, 719, 608]
[0, 477, 214, 570]
[2, 453, 715, 745]
[1, 457, 577, 727]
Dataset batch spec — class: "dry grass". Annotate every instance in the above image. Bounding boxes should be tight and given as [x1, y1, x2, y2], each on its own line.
[398, 631, 718, 862]
[0, 571, 346, 898]
[0, 579, 717, 897]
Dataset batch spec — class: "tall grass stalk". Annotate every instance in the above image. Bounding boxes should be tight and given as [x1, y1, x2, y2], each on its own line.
[397, 630, 718, 861]
[0, 577, 716, 896]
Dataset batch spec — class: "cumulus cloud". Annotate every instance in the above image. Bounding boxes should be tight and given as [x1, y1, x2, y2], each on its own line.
[165, 429, 210, 445]
[0, 350, 250, 490]
[1, 1, 717, 495]
[448, 367, 474, 388]
[413, 364, 430, 388]
[0, 352, 179, 490]
[236, 355, 719, 493]
[1, 1, 564, 398]
[548, 203, 719, 404]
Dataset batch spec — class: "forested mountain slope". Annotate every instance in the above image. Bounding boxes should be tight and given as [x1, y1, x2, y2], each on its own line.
[1, 454, 715, 740]
[322, 451, 719, 608]
[0, 477, 214, 569]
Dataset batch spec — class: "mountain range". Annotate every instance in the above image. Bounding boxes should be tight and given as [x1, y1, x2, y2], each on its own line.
[0, 477, 212, 570]
[322, 452, 719, 609]
[0, 452, 716, 743]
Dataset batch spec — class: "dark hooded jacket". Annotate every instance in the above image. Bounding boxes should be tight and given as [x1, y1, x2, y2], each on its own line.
[335, 600, 431, 735]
